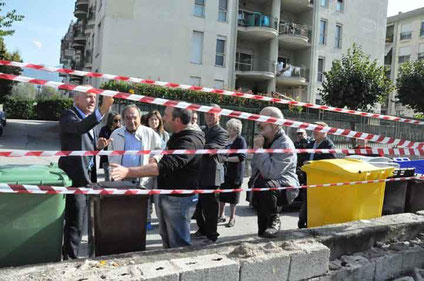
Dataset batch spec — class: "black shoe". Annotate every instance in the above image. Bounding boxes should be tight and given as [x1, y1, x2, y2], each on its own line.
[191, 230, 205, 239]
[298, 219, 307, 229]
[263, 216, 281, 238]
[263, 226, 279, 238]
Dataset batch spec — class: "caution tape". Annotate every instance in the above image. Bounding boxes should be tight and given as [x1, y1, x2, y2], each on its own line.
[1, 148, 424, 157]
[0, 72, 423, 149]
[0, 59, 422, 126]
[1, 176, 423, 196]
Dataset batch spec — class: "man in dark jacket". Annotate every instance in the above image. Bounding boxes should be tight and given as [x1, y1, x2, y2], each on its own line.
[193, 104, 228, 243]
[110, 107, 205, 248]
[298, 121, 336, 229]
[59, 92, 114, 259]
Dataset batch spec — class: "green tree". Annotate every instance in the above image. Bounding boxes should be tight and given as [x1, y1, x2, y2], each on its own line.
[396, 59, 424, 113]
[0, 37, 22, 102]
[0, 1, 24, 37]
[319, 44, 394, 111]
[11, 82, 37, 99]
[0, 1, 24, 102]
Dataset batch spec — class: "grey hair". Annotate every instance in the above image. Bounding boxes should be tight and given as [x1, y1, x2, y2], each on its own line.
[122, 104, 142, 118]
[260, 106, 284, 128]
[226, 118, 243, 135]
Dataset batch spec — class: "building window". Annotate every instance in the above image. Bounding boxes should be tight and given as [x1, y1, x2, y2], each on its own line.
[218, 0, 227, 22]
[194, 0, 205, 17]
[398, 46, 411, 63]
[419, 44, 424, 60]
[421, 22, 424, 37]
[320, 0, 328, 8]
[319, 19, 327, 45]
[335, 24, 342, 49]
[190, 76, 201, 86]
[214, 79, 225, 89]
[316, 99, 322, 105]
[215, 37, 226, 67]
[191, 31, 204, 64]
[398, 55, 410, 63]
[236, 52, 253, 71]
[400, 24, 412, 40]
[318, 57, 325, 82]
[336, 0, 344, 12]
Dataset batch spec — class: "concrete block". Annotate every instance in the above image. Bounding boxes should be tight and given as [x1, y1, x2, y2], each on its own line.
[288, 241, 330, 281]
[325, 262, 376, 281]
[137, 260, 181, 281]
[239, 253, 290, 281]
[100, 261, 180, 281]
[374, 253, 403, 281]
[402, 247, 424, 272]
[170, 254, 239, 281]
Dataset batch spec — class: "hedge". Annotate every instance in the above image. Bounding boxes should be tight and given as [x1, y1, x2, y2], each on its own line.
[4, 97, 73, 120]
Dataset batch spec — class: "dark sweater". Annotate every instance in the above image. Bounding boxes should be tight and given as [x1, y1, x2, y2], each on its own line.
[157, 128, 205, 190]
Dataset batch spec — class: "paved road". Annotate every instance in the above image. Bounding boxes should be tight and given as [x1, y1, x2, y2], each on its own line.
[0, 119, 299, 254]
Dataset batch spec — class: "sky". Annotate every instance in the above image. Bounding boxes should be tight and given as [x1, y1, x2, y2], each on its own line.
[1, 0, 424, 75]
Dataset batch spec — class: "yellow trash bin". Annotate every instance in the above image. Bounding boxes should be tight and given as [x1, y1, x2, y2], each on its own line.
[302, 159, 394, 228]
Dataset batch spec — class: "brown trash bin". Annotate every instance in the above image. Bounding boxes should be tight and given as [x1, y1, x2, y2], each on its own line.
[405, 179, 424, 213]
[88, 181, 149, 257]
[382, 168, 415, 215]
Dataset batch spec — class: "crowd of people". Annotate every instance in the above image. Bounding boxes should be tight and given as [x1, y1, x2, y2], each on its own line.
[59, 91, 354, 259]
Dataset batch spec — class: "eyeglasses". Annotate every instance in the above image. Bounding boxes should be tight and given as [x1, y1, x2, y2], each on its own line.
[113, 119, 121, 123]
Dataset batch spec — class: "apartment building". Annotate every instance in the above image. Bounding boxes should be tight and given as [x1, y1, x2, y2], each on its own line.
[384, 7, 424, 117]
[60, 0, 388, 105]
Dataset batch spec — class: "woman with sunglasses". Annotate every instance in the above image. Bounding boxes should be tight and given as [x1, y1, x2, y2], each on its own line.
[99, 111, 122, 180]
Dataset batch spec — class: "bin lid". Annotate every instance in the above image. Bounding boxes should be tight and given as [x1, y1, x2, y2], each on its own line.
[302, 159, 394, 179]
[0, 163, 71, 186]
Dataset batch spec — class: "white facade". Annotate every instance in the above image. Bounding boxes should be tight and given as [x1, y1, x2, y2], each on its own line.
[385, 8, 424, 117]
[61, 0, 388, 105]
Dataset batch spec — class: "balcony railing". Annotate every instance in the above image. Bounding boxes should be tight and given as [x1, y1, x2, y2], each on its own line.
[238, 10, 278, 30]
[279, 21, 311, 41]
[236, 59, 276, 73]
[276, 63, 308, 79]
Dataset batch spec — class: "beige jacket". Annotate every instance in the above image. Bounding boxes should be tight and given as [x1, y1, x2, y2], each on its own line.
[108, 125, 163, 188]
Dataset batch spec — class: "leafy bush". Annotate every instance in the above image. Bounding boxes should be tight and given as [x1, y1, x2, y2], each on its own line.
[36, 96, 73, 121]
[4, 97, 35, 119]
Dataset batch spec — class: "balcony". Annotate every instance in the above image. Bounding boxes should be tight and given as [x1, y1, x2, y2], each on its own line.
[74, 0, 89, 20]
[281, 0, 314, 14]
[71, 41, 85, 50]
[235, 59, 276, 81]
[276, 64, 308, 86]
[237, 10, 278, 41]
[279, 21, 311, 49]
[86, 8, 96, 29]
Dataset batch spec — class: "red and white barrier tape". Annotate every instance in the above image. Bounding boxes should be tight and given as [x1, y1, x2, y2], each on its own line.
[0, 59, 422, 126]
[0, 72, 422, 148]
[1, 148, 424, 157]
[1, 176, 423, 196]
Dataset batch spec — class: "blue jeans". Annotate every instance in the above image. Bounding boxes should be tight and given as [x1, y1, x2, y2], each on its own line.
[158, 194, 198, 248]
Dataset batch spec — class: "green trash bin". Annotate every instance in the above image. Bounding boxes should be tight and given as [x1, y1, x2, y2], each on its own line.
[0, 164, 70, 268]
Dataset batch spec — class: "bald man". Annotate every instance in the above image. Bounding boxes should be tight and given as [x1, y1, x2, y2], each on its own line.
[250, 106, 299, 238]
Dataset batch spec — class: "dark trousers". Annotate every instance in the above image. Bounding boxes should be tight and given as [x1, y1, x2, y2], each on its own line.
[255, 190, 280, 236]
[62, 171, 95, 260]
[298, 191, 308, 228]
[63, 194, 87, 260]
[195, 193, 219, 241]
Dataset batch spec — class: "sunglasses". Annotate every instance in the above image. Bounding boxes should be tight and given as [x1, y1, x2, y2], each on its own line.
[113, 119, 121, 123]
